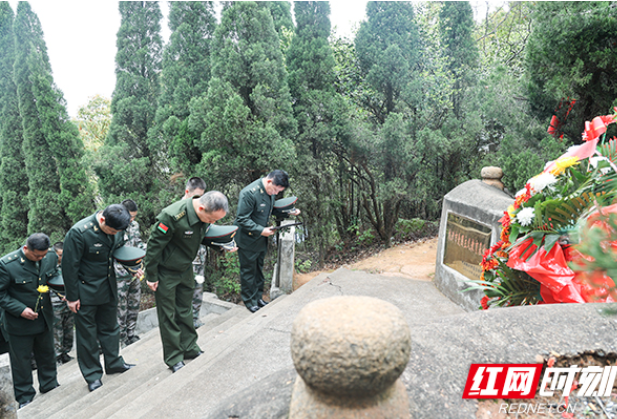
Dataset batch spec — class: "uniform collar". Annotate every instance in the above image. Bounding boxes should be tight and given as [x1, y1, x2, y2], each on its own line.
[19, 247, 41, 275]
[187, 196, 202, 226]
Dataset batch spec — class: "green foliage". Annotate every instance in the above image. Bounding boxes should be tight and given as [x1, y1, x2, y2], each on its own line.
[294, 258, 312, 274]
[205, 251, 241, 300]
[150, 1, 216, 178]
[13, 2, 93, 243]
[0, 3, 28, 252]
[525, 2, 617, 142]
[190, 1, 297, 190]
[97, 1, 163, 226]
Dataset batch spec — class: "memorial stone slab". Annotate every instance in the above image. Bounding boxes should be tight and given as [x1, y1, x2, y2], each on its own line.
[435, 179, 514, 311]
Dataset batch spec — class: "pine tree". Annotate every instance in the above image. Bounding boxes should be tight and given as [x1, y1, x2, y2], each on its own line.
[13, 2, 92, 241]
[286, 1, 351, 262]
[189, 1, 297, 187]
[0, 2, 28, 252]
[97, 1, 162, 222]
[150, 1, 216, 180]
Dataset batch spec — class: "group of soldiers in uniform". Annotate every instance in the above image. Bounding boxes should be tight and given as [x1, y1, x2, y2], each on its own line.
[0, 170, 299, 408]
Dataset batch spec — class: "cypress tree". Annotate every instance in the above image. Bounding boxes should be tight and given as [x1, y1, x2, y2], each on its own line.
[150, 1, 216, 180]
[353, 2, 422, 246]
[189, 1, 297, 187]
[0, 2, 28, 252]
[97, 1, 162, 222]
[14, 1, 72, 240]
[439, 1, 479, 118]
[286, 1, 351, 262]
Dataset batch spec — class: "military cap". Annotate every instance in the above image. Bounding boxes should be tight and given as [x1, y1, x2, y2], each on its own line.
[47, 273, 65, 292]
[274, 196, 298, 213]
[113, 246, 146, 271]
[204, 225, 238, 250]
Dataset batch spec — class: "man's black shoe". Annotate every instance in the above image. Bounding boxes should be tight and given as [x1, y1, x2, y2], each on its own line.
[88, 379, 103, 392]
[41, 383, 60, 394]
[257, 299, 269, 307]
[127, 335, 140, 345]
[18, 400, 33, 409]
[170, 361, 185, 373]
[60, 353, 73, 364]
[247, 305, 260, 313]
[185, 350, 203, 360]
[105, 363, 135, 374]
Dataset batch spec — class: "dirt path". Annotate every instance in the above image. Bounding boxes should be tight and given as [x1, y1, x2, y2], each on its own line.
[293, 237, 438, 290]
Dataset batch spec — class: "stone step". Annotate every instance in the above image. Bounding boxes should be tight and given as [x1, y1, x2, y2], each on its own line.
[86, 305, 253, 419]
[22, 307, 239, 419]
[113, 275, 332, 419]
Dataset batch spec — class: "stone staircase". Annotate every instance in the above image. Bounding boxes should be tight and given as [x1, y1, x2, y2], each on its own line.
[18, 268, 468, 419]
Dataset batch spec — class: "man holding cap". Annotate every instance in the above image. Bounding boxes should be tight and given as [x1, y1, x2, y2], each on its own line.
[145, 191, 229, 373]
[62, 204, 139, 392]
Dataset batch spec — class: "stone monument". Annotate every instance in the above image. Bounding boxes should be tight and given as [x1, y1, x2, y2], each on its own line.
[434, 167, 514, 311]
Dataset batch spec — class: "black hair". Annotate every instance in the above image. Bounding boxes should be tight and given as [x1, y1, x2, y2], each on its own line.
[121, 199, 138, 213]
[53, 242, 63, 252]
[26, 233, 50, 251]
[102, 204, 131, 230]
[186, 177, 207, 193]
[267, 169, 289, 188]
[200, 191, 229, 213]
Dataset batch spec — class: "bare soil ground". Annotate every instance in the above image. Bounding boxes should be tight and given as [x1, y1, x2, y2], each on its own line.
[293, 237, 438, 290]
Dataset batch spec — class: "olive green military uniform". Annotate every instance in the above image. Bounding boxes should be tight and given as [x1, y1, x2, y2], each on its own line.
[0, 248, 59, 405]
[145, 197, 207, 367]
[234, 179, 285, 309]
[62, 213, 128, 384]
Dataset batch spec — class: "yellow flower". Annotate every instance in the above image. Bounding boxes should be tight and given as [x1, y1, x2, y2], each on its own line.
[507, 205, 515, 218]
[550, 156, 579, 176]
[37, 285, 49, 294]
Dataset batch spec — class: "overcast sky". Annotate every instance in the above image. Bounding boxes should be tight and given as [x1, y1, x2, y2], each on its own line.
[6, 1, 370, 117]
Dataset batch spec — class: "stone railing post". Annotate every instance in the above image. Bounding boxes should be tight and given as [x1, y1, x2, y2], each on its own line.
[289, 296, 411, 418]
[481, 166, 504, 191]
[270, 220, 296, 300]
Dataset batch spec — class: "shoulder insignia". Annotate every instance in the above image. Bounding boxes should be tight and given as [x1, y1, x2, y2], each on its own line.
[93, 226, 99, 232]
[174, 211, 186, 220]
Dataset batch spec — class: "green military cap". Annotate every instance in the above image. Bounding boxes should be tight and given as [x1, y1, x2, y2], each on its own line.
[204, 225, 238, 250]
[274, 196, 298, 213]
[47, 273, 64, 292]
[113, 246, 146, 270]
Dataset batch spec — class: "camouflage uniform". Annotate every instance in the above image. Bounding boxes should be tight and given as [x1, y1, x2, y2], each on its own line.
[115, 220, 144, 346]
[51, 287, 74, 362]
[192, 245, 206, 328]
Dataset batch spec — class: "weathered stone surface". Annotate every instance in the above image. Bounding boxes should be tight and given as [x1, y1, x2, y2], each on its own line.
[434, 179, 513, 311]
[289, 376, 410, 419]
[0, 354, 17, 419]
[290, 296, 411, 397]
[480, 166, 504, 179]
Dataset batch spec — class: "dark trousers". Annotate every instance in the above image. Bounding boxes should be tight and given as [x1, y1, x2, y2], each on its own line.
[74, 302, 125, 383]
[155, 267, 201, 367]
[238, 248, 266, 309]
[7, 329, 58, 404]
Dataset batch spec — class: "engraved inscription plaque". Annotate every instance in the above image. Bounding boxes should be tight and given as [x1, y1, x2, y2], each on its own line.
[443, 213, 492, 281]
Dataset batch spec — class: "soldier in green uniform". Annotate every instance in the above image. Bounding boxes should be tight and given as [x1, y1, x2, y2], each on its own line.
[145, 191, 228, 373]
[62, 205, 139, 392]
[234, 170, 300, 313]
[0, 233, 60, 408]
[115, 199, 144, 347]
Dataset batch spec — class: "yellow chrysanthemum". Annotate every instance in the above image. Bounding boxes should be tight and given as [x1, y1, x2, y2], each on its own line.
[37, 285, 49, 294]
[550, 156, 579, 176]
[507, 205, 516, 218]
